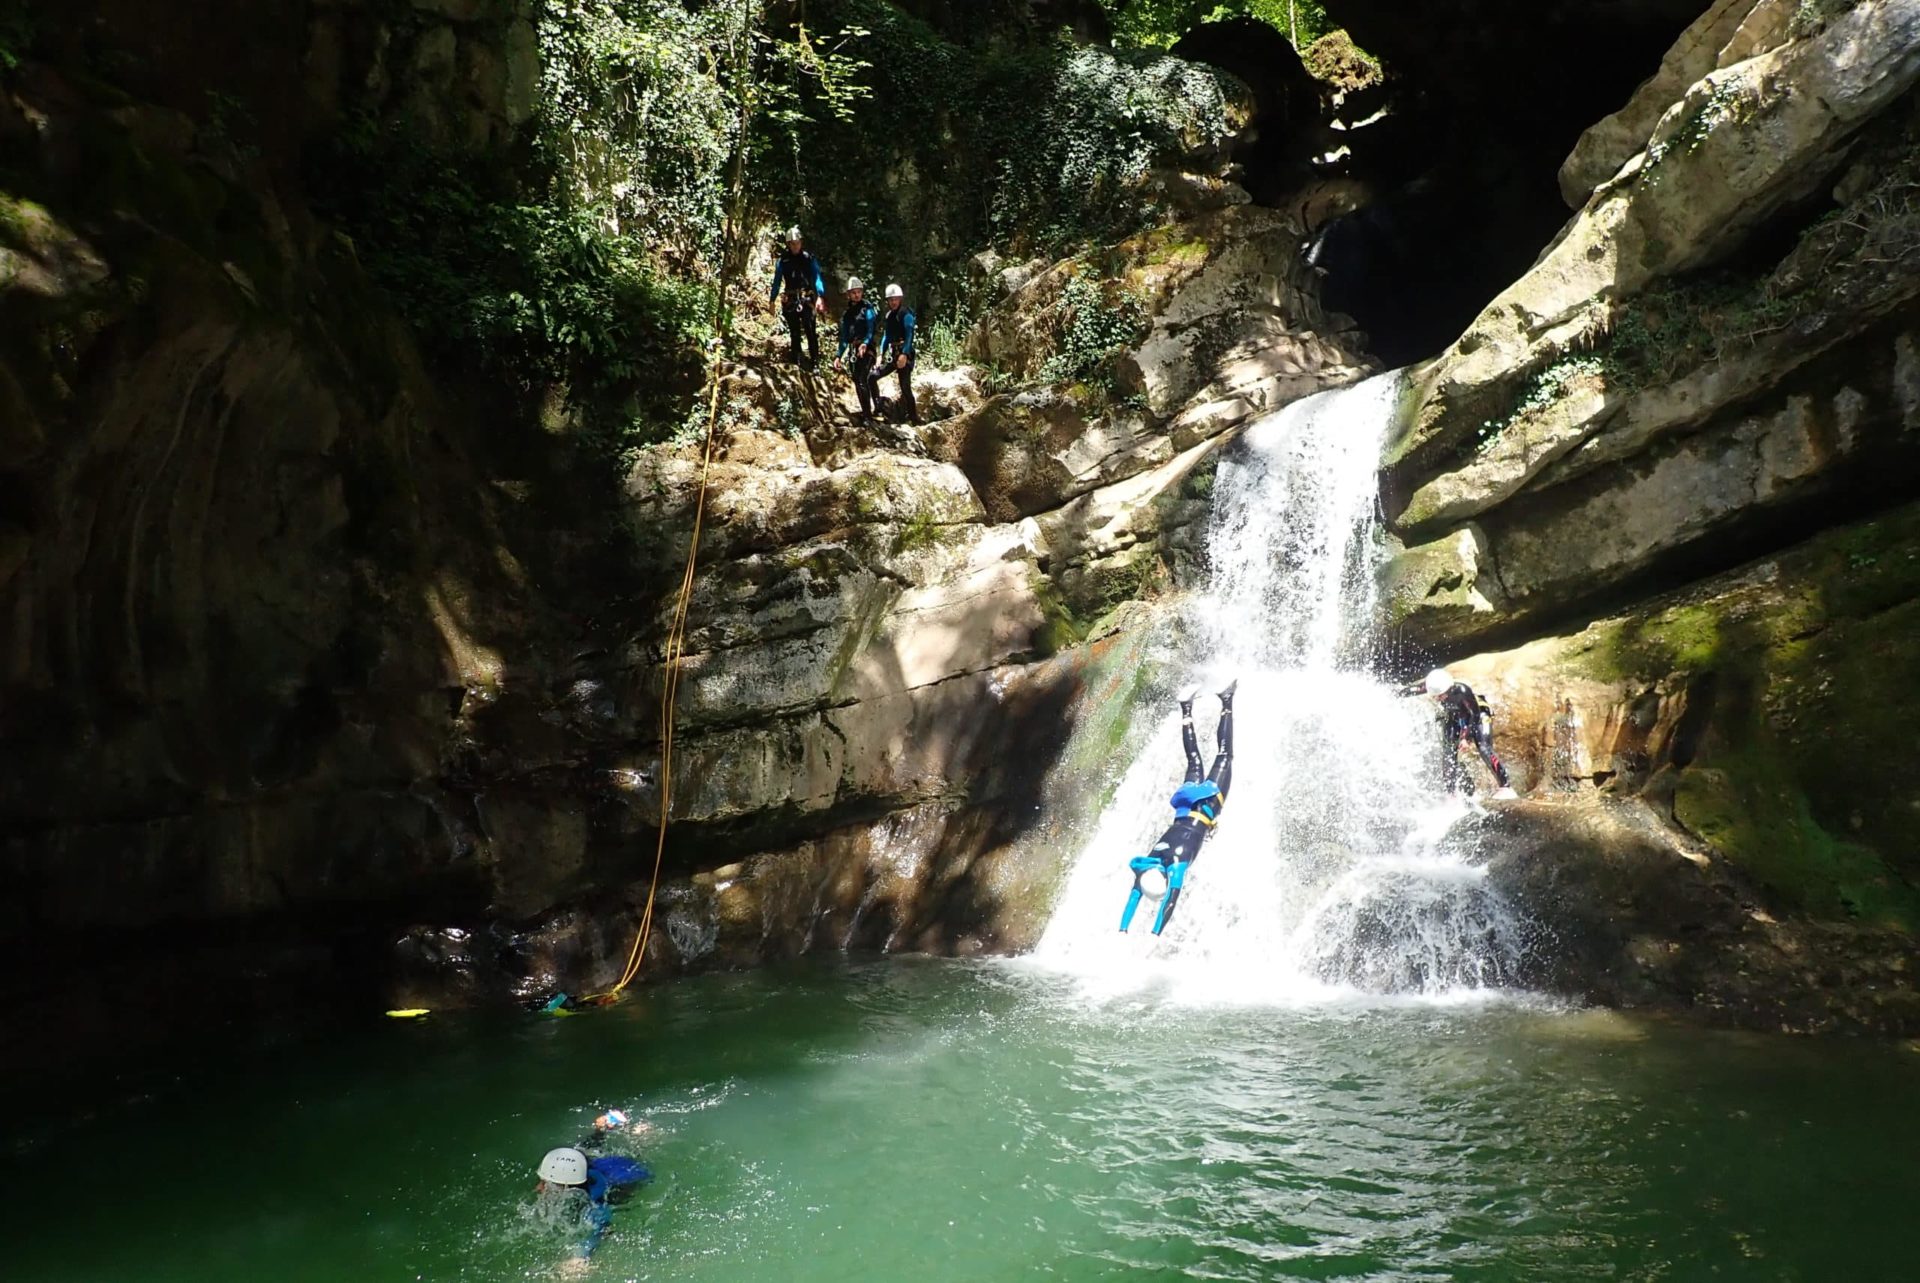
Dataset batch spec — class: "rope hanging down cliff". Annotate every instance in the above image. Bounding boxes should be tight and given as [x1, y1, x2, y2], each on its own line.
[590, 370, 726, 1001]
[592, 0, 757, 1002]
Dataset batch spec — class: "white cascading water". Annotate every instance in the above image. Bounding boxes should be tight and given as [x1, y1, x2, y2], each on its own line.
[1032, 372, 1525, 1003]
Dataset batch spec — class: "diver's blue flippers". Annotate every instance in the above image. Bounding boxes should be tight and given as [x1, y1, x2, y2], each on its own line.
[1151, 861, 1191, 935]
[1119, 885, 1144, 931]
[1152, 889, 1180, 934]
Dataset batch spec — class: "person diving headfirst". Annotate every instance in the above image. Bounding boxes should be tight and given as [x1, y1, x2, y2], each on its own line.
[1119, 682, 1236, 936]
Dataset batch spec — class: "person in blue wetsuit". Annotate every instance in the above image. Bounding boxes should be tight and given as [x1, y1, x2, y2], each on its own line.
[867, 282, 919, 424]
[837, 276, 880, 423]
[1120, 681, 1236, 936]
[769, 225, 827, 367]
[536, 1145, 651, 1268]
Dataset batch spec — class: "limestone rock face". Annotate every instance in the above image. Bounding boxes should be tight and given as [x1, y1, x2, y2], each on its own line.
[1559, 0, 1798, 206]
[1384, 7, 1920, 654]
[1441, 501, 1920, 928]
[969, 206, 1370, 431]
[3, 3, 1383, 1046]
[1372, 2, 1920, 1030]
[1389, 0, 1920, 488]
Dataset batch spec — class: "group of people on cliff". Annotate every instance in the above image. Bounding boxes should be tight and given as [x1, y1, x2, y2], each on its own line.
[769, 226, 920, 425]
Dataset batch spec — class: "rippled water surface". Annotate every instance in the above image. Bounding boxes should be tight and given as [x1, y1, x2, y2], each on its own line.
[7, 959, 1918, 1281]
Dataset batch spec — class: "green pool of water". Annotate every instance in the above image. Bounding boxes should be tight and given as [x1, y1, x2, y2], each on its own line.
[6, 959, 1917, 1281]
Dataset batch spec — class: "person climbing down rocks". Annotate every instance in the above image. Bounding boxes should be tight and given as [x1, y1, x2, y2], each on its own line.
[535, 1143, 651, 1271]
[867, 282, 919, 425]
[1424, 668, 1517, 799]
[769, 225, 826, 368]
[1120, 681, 1236, 936]
[837, 276, 879, 422]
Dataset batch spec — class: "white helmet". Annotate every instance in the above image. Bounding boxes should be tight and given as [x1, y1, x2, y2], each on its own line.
[538, 1147, 589, 1185]
[1425, 668, 1453, 696]
[885, 282, 903, 299]
[785, 225, 803, 242]
[846, 277, 864, 292]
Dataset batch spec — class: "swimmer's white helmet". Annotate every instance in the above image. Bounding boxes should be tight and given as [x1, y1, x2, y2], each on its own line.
[846, 277, 864, 292]
[1425, 668, 1453, 696]
[786, 225, 803, 242]
[885, 282, 904, 299]
[538, 1147, 589, 1185]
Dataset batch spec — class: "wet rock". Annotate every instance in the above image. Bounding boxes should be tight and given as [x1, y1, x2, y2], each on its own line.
[1476, 798, 1920, 1035]
[1392, 0, 1920, 480]
[1438, 500, 1920, 927]
[1559, 0, 1795, 206]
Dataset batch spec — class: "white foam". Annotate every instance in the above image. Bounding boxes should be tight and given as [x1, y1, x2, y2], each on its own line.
[1032, 373, 1527, 1008]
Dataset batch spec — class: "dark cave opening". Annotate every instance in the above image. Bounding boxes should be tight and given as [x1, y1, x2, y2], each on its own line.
[1185, 1, 1717, 367]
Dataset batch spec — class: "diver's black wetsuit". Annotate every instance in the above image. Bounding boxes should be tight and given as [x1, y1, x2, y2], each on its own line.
[1120, 688, 1235, 935]
[1439, 681, 1509, 793]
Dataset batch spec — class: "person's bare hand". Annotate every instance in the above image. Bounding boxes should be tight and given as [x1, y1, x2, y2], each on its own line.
[558, 1255, 590, 1277]
[895, 354, 906, 370]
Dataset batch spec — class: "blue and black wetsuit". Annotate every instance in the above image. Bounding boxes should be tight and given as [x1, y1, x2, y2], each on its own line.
[770, 247, 826, 366]
[1438, 682, 1508, 793]
[573, 1154, 650, 1259]
[868, 302, 919, 424]
[838, 298, 879, 417]
[1120, 686, 1235, 936]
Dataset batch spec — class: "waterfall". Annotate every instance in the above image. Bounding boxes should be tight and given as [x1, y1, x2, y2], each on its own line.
[1032, 373, 1525, 1002]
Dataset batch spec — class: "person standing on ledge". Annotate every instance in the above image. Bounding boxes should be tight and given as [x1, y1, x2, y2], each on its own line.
[1424, 668, 1517, 798]
[769, 225, 826, 368]
[1120, 681, 1236, 936]
[868, 282, 920, 425]
[837, 276, 879, 423]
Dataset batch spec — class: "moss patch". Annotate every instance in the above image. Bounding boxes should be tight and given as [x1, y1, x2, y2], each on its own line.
[1301, 30, 1381, 93]
[1526, 504, 1920, 924]
[1675, 761, 1912, 926]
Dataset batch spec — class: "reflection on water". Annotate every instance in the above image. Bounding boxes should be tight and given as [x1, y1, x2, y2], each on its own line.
[3, 959, 1916, 1282]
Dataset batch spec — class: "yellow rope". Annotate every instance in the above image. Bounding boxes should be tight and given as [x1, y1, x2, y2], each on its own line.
[587, 368, 726, 1002]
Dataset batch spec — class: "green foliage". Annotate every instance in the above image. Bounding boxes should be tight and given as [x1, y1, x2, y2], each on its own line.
[0, 1, 36, 71]
[1469, 356, 1603, 453]
[311, 2, 739, 444]
[1040, 274, 1149, 387]
[918, 315, 968, 369]
[536, 0, 739, 267]
[1301, 29, 1381, 92]
[1643, 79, 1755, 182]
[1096, 0, 1332, 49]
[755, 17, 875, 136]
[1604, 274, 1798, 390]
[1789, 0, 1865, 38]
[768, 1, 1239, 323]
[310, 113, 712, 436]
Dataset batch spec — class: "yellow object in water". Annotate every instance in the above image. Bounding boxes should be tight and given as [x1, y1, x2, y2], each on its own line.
[385, 1008, 431, 1019]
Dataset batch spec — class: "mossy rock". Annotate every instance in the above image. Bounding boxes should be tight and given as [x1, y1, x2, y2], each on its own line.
[1674, 763, 1912, 927]
[1459, 501, 1920, 927]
